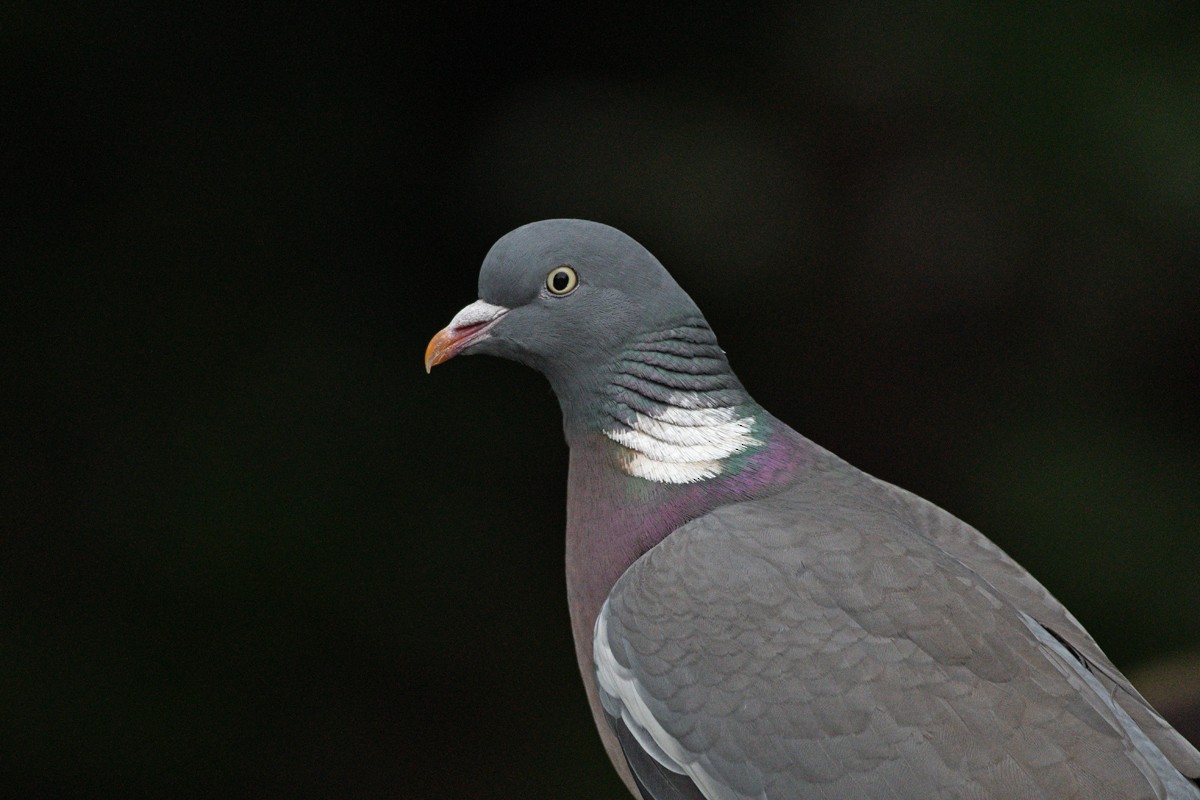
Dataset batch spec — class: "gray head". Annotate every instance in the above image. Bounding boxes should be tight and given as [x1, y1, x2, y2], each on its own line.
[429, 220, 764, 481]
[426, 219, 705, 388]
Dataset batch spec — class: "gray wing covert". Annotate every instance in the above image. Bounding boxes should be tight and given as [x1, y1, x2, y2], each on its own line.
[879, 479, 1200, 782]
[595, 487, 1174, 800]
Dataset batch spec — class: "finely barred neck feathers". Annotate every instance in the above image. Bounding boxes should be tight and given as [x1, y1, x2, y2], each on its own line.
[600, 319, 763, 484]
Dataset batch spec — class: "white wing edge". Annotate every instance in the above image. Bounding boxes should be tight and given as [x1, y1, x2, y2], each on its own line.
[594, 600, 736, 800]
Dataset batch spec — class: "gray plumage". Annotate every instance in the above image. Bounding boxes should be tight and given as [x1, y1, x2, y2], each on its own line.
[598, 445, 1198, 798]
[427, 219, 1200, 799]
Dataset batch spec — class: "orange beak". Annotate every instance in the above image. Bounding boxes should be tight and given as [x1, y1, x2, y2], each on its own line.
[424, 300, 510, 373]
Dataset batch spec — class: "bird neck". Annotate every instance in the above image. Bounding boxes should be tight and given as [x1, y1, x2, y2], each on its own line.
[558, 317, 813, 696]
[556, 316, 766, 480]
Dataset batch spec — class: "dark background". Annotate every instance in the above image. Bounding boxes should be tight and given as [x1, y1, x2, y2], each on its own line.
[4, 4, 1198, 798]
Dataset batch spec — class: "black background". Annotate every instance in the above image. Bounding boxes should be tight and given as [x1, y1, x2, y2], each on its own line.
[5, 4, 1199, 798]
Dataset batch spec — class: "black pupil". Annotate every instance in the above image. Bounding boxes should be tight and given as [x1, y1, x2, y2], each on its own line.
[552, 271, 570, 291]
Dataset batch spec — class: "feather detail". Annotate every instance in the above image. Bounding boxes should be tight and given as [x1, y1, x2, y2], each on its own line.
[602, 321, 762, 484]
[606, 404, 761, 484]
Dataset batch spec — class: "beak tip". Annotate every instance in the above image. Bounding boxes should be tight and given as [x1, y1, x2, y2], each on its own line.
[424, 327, 454, 373]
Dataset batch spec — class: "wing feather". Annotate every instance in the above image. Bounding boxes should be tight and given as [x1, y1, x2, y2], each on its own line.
[594, 463, 1195, 799]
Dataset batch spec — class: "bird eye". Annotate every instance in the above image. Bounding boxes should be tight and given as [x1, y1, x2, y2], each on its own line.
[546, 266, 578, 296]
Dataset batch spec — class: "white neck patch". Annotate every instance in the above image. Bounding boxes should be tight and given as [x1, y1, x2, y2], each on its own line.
[603, 393, 760, 484]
